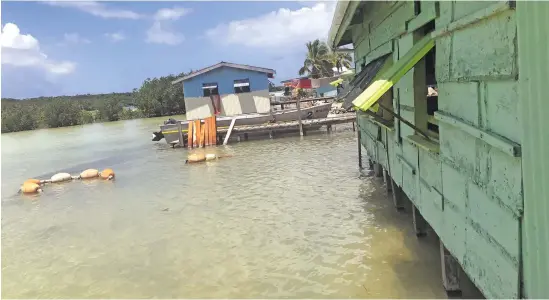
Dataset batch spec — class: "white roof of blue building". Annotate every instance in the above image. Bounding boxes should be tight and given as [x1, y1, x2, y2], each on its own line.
[172, 61, 276, 85]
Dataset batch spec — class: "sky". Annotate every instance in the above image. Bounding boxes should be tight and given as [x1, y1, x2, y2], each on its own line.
[0, 0, 338, 99]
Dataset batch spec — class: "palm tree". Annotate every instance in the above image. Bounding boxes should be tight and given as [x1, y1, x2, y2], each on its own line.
[328, 49, 353, 74]
[298, 39, 334, 79]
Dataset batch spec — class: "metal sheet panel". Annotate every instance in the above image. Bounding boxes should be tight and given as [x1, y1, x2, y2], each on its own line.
[340, 54, 391, 110]
[516, 1, 549, 298]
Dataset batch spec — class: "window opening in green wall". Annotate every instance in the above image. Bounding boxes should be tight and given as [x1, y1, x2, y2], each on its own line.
[420, 20, 438, 140]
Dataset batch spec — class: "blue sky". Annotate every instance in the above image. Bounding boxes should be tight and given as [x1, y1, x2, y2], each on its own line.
[1, 1, 336, 99]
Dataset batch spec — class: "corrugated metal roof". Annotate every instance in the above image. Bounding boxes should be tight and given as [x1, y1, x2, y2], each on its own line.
[516, 1, 549, 298]
[172, 62, 276, 84]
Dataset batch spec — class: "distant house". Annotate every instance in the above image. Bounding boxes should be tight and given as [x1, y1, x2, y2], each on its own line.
[172, 62, 276, 120]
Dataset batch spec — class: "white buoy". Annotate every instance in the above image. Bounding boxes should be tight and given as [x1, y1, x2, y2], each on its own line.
[50, 172, 72, 183]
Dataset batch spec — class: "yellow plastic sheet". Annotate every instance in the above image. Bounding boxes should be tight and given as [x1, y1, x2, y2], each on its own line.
[352, 34, 435, 112]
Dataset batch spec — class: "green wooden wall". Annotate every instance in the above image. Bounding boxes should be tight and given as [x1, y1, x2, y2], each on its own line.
[352, 1, 523, 298]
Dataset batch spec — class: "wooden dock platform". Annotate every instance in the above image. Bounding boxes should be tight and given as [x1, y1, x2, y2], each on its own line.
[217, 114, 356, 134]
[169, 114, 356, 147]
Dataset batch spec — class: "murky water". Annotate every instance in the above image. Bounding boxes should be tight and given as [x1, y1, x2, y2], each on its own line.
[2, 116, 449, 298]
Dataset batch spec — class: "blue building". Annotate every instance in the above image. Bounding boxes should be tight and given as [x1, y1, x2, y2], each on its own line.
[172, 62, 276, 120]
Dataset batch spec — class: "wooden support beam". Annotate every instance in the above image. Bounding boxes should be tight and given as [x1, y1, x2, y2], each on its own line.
[373, 163, 383, 177]
[223, 117, 237, 145]
[390, 179, 405, 210]
[357, 129, 362, 168]
[193, 120, 199, 148]
[296, 97, 303, 136]
[413, 205, 428, 237]
[383, 169, 392, 193]
[352, 122, 356, 132]
[440, 240, 462, 295]
[187, 121, 193, 148]
[178, 122, 184, 147]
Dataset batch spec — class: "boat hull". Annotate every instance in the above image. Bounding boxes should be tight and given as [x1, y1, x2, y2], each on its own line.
[156, 102, 332, 145]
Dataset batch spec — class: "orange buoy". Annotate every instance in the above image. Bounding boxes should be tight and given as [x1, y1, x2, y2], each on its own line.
[100, 168, 115, 180]
[186, 153, 206, 164]
[80, 169, 99, 179]
[20, 182, 42, 194]
[24, 178, 42, 185]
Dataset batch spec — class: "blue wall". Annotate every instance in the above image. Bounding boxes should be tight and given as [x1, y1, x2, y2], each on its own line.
[182, 66, 270, 98]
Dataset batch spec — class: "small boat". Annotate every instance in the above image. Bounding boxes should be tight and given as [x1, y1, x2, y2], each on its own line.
[152, 101, 332, 145]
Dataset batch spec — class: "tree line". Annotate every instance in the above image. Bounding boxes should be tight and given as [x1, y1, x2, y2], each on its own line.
[1, 72, 188, 133]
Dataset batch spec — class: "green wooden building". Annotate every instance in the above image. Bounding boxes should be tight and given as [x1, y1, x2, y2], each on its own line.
[328, 1, 548, 298]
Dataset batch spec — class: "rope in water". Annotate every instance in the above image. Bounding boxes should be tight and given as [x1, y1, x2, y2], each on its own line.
[19, 168, 115, 195]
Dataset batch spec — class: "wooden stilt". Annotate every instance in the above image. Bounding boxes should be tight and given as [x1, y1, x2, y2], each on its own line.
[440, 240, 461, 295]
[413, 205, 428, 237]
[296, 97, 303, 136]
[357, 129, 362, 168]
[383, 169, 393, 192]
[390, 179, 405, 210]
[373, 163, 383, 177]
[178, 122, 184, 147]
[244, 133, 249, 141]
[213, 116, 217, 145]
[352, 122, 356, 132]
[193, 120, 199, 148]
[187, 121, 193, 148]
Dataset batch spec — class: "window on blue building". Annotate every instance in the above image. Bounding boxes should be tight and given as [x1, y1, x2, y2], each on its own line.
[202, 82, 219, 97]
[234, 79, 251, 94]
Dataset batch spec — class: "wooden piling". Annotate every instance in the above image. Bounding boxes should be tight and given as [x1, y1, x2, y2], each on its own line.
[440, 240, 461, 295]
[296, 97, 303, 136]
[213, 116, 217, 145]
[204, 119, 210, 146]
[193, 120, 199, 148]
[178, 122, 184, 147]
[390, 179, 405, 210]
[413, 205, 428, 237]
[357, 129, 362, 168]
[373, 163, 383, 177]
[187, 121, 193, 148]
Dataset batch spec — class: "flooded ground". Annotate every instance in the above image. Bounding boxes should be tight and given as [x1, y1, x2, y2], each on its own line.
[2, 117, 480, 298]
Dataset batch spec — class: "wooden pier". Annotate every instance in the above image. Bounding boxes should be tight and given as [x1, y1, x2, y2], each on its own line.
[217, 114, 355, 135]
[170, 114, 356, 147]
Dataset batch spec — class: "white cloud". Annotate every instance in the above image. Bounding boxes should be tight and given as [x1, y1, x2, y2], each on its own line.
[144, 7, 189, 46]
[43, 1, 143, 19]
[104, 32, 126, 42]
[153, 7, 192, 21]
[145, 21, 184, 46]
[205, 2, 336, 49]
[63, 33, 91, 44]
[1, 23, 75, 75]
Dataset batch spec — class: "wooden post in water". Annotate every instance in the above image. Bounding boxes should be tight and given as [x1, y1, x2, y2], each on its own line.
[193, 120, 199, 148]
[296, 97, 304, 136]
[204, 119, 210, 147]
[357, 129, 363, 168]
[413, 205, 428, 237]
[440, 240, 461, 295]
[178, 122, 184, 147]
[187, 121, 193, 148]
